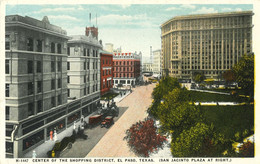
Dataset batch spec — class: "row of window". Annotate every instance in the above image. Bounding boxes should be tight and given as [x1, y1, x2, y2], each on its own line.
[102, 59, 112, 65]
[68, 47, 99, 57]
[5, 79, 62, 98]
[5, 60, 62, 74]
[113, 67, 134, 72]
[114, 73, 135, 78]
[102, 69, 112, 76]
[113, 61, 135, 66]
[102, 80, 112, 89]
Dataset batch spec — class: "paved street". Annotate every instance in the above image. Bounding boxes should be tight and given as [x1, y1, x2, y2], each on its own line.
[87, 83, 155, 157]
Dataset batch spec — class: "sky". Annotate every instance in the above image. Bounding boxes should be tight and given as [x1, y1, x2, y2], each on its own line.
[5, 4, 253, 62]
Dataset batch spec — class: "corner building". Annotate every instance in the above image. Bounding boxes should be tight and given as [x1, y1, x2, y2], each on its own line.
[5, 15, 69, 157]
[161, 11, 253, 79]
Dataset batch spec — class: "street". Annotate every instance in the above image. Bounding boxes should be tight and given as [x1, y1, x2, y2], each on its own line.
[87, 83, 155, 157]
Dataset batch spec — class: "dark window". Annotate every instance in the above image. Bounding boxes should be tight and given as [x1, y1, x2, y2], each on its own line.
[67, 62, 70, 70]
[87, 86, 90, 94]
[87, 49, 90, 56]
[57, 44, 61, 54]
[51, 42, 55, 53]
[6, 106, 10, 120]
[28, 82, 34, 95]
[37, 61, 42, 73]
[58, 61, 61, 72]
[36, 40, 42, 52]
[84, 62, 86, 70]
[93, 50, 95, 57]
[28, 60, 33, 73]
[51, 79, 55, 90]
[68, 89, 70, 97]
[67, 47, 70, 55]
[103, 59, 105, 64]
[5, 84, 10, 97]
[96, 62, 98, 69]
[5, 60, 9, 74]
[28, 102, 34, 116]
[37, 100, 42, 113]
[67, 76, 70, 83]
[58, 95, 62, 105]
[93, 62, 95, 69]
[51, 96, 55, 108]
[5, 42, 10, 50]
[51, 61, 55, 72]
[27, 38, 33, 51]
[84, 48, 86, 56]
[93, 85, 95, 92]
[84, 76, 86, 83]
[87, 62, 89, 69]
[58, 79, 61, 88]
[84, 87, 86, 95]
[37, 81, 42, 93]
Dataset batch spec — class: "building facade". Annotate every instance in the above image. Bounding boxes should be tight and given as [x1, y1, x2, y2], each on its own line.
[142, 63, 153, 72]
[5, 15, 70, 157]
[161, 11, 253, 80]
[100, 51, 113, 95]
[113, 52, 142, 86]
[152, 49, 162, 75]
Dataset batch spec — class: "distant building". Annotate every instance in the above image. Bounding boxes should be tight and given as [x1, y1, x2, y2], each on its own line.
[152, 49, 162, 75]
[100, 51, 113, 95]
[5, 15, 69, 158]
[142, 63, 153, 72]
[161, 11, 253, 80]
[105, 43, 114, 53]
[113, 52, 142, 86]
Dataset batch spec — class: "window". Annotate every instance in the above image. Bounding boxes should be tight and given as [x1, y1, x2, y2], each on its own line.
[5, 34, 10, 50]
[58, 95, 62, 105]
[84, 48, 86, 56]
[93, 85, 95, 92]
[58, 61, 61, 72]
[28, 82, 34, 95]
[28, 60, 33, 73]
[5, 84, 10, 97]
[84, 76, 86, 83]
[37, 61, 42, 73]
[93, 50, 95, 57]
[51, 96, 55, 108]
[87, 62, 89, 69]
[27, 38, 33, 51]
[5, 60, 9, 74]
[58, 79, 61, 88]
[6, 106, 10, 120]
[96, 62, 98, 69]
[51, 61, 55, 72]
[84, 62, 86, 70]
[67, 62, 70, 70]
[87, 49, 90, 56]
[67, 76, 70, 83]
[93, 62, 95, 69]
[57, 44, 61, 54]
[51, 79, 55, 90]
[84, 87, 86, 95]
[87, 86, 90, 94]
[37, 81, 42, 93]
[37, 100, 42, 113]
[67, 47, 70, 55]
[36, 40, 42, 52]
[68, 89, 70, 97]
[51, 42, 55, 53]
[28, 102, 34, 116]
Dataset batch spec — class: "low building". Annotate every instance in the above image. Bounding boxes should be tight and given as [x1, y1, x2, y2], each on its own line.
[100, 51, 113, 95]
[113, 52, 142, 86]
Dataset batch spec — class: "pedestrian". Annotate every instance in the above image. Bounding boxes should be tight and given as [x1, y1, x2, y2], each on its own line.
[32, 150, 37, 158]
[50, 129, 53, 141]
[54, 129, 57, 141]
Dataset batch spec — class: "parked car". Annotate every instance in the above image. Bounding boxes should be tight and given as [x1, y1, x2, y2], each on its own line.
[47, 134, 76, 158]
[101, 116, 114, 128]
[88, 115, 102, 128]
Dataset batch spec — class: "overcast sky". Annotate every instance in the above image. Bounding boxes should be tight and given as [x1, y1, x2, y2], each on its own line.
[6, 4, 253, 62]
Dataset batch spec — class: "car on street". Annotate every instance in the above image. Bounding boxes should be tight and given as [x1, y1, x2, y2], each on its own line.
[101, 116, 114, 128]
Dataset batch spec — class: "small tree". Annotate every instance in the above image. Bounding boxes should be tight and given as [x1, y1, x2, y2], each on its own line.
[124, 119, 167, 157]
[222, 70, 236, 85]
[193, 72, 205, 84]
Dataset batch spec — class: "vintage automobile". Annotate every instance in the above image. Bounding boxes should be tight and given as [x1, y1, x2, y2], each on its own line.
[88, 115, 102, 128]
[47, 134, 76, 158]
[101, 116, 114, 128]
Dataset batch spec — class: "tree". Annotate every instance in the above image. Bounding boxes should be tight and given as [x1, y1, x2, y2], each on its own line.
[222, 70, 236, 85]
[171, 123, 225, 157]
[124, 119, 167, 157]
[148, 77, 180, 118]
[157, 88, 203, 137]
[232, 53, 254, 97]
[193, 72, 205, 83]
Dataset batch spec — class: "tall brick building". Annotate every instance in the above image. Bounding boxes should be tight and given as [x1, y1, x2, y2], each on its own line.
[113, 52, 142, 86]
[100, 51, 113, 95]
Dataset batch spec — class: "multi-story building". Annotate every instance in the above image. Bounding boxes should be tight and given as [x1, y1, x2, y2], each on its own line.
[5, 15, 70, 158]
[113, 52, 142, 86]
[142, 62, 153, 72]
[161, 11, 253, 80]
[100, 51, 113, 95]
[152, 49, 162, 75]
